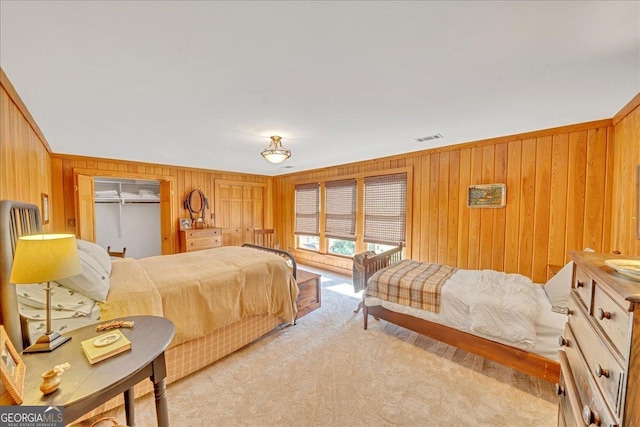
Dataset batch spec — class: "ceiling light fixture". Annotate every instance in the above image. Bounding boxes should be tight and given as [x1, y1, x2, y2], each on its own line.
[261, 135, 291, 164]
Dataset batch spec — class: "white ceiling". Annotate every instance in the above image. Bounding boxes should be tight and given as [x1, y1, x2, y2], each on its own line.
[1, 1, 638, 176]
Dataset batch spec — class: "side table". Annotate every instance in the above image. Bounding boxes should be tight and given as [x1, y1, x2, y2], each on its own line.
[19, 315, 174, 426]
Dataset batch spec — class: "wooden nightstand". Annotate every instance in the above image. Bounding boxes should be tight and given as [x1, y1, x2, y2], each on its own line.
[179, 228, 222, 252]
[19, 316, 174, 427]
[295, 269, 321, 318]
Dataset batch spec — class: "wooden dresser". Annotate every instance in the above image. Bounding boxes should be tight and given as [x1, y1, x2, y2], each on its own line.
[557, 251, 639, 427]
[179, 228, 222, 253]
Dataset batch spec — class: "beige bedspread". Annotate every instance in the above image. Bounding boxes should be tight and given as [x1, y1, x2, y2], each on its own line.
[99, 258, 163, 321]
[134, 246, 298, 345]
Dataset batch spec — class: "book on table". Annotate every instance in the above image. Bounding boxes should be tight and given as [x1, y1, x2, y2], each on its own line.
[81, 329, 132, 364]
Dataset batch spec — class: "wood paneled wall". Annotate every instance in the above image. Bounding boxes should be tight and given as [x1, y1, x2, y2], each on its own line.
[611, 93, 640, 257]
[0, 69, 53, 232]
[51, 154, 273, 253]
[274, 120, 617, 283]
[2, 68, 638, 273]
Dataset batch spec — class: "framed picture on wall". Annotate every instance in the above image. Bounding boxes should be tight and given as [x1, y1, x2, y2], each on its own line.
[0, 325, 25, 405]
[41, 193, 50, 225]
[179, 218, 192, 230]
[467, 183, 506, 208]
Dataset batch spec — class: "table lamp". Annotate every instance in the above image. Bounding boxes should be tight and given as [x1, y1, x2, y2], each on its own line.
[9, 234, 82, 353]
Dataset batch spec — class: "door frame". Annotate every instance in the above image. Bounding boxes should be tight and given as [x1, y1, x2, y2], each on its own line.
[72, 168, 177, 254]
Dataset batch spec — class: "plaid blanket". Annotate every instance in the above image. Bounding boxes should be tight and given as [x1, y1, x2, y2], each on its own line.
[366, 259, 457, 313]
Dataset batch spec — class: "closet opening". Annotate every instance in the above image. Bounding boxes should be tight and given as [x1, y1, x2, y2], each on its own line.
[94, 177, 161, 259]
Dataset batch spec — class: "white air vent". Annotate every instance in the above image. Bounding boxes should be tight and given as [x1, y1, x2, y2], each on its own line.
[415, 133, 443, 142]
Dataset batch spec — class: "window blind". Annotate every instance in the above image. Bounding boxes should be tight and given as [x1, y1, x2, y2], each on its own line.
[364, 173, 407, 246]
[294, 183, 320, 236]
[325, 179, 357, 240]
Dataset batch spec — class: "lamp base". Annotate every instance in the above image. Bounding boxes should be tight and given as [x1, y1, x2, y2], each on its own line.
[23, 332, 71, 353]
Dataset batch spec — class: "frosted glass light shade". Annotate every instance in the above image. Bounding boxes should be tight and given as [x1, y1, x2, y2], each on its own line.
[10, 234, 81, 284]
[261, 136, 291, 164]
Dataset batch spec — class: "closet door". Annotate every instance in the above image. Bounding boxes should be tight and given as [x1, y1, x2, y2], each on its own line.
[76, 174, 95, 241]
[160, 180, 174, 254]
[214, 180, 265, 246]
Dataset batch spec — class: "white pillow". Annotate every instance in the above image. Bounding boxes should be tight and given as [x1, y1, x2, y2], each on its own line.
[544, 261, 574, 308]
[16, 282, 95, 316]
[77, 239, 112, 276]
[57, 250, 110, 302]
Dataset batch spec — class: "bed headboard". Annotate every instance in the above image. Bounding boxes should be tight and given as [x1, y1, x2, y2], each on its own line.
[0, 200, 42, 351]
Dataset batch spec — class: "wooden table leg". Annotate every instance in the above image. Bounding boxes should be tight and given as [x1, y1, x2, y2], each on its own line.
[152, 352, 169, 427]
[124, 387, 135, 427]
[154, 378, 169, 427]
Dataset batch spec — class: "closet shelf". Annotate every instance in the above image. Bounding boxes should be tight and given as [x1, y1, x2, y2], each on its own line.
[95, 198, 160, 204]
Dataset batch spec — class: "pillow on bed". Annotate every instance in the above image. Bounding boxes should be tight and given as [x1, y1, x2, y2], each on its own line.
[57, 250, 110, 302]
[16, 282, 95, 316]
[543, 261, 573, 308]
[77, 239, 112, 276]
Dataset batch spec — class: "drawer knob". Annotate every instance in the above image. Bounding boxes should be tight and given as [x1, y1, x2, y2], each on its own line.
[594, 364, 610, 378]
[558, 336, 568, 347]
[582, 405, 602, 426]
[597, 308, 612, 320]
[576, 280, 585, 288]
[554, 383, 565, 396]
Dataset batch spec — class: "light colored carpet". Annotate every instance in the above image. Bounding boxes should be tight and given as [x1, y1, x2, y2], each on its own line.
[82, 266, 557, 427]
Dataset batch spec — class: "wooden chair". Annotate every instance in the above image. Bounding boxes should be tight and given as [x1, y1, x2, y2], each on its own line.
[252, 229, 275, 248]
[107, 246, 127, 258]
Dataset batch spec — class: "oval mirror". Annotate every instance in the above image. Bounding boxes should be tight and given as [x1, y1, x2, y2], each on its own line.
[189, 190, 204, 214]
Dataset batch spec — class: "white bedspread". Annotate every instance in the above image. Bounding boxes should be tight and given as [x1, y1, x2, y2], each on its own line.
[366, 268, 567, 359]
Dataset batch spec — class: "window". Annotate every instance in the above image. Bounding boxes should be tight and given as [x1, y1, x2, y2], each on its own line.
[293, 171, 408, 256]
[298, 235, 320, 251]
[364, 173, 407, 246]
[328, 238, 356, 256]
[325, 179, 356, 239]
[367, 242, 397, 254]
[295, 183, 320, 251]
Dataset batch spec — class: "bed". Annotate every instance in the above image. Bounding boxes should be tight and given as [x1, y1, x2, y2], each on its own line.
[0, 199, 299, 421]
[357, 246, 568, 382]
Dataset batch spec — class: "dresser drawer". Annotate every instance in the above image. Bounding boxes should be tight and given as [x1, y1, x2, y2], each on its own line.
[560, 324, 618, 427]
[179, 228, 223, 253]
[573, 267, 592, 311]
[557, 364, 578, 427]
[592, 284, 630, 358]
[567, 295, 625, 416]
[186, 235, 222, 250]
[184, 228, 221, 238]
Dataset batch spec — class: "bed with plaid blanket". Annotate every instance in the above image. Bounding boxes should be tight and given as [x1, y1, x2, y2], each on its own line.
[366, 259, 457, 313]
[364, 260, 544, 350]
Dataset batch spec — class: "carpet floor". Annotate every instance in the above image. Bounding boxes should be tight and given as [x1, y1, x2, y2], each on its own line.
[81, 265, 557, 427]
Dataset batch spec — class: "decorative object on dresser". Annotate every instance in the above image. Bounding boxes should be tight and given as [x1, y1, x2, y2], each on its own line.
[295, 269, 321, 318]
[557, 251, 640, 427]
[183, 188, 209, 226]
[179, 217, 192, 230]
[179, 227, 223, 252]
[9, 234, 82, 353]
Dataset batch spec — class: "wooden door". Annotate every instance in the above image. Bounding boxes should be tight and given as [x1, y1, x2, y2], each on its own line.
[215, 182, 243, 246]
[76, 174, 95, 241]
[160, 180, 173, 254]
[215, 180, 266, 246]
